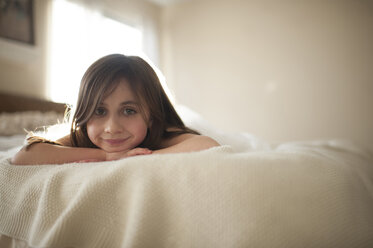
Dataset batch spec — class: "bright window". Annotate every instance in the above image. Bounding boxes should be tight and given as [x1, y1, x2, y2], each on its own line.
[48, 0, 144, 104]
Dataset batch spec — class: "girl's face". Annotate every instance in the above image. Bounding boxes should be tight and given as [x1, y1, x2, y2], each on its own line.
[86, 79, 149, 153]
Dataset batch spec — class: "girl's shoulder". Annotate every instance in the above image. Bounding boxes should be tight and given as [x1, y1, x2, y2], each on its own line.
[161, 128, 196, 148]
[160, 128, 220, 151]
[163, 134, 196, 148]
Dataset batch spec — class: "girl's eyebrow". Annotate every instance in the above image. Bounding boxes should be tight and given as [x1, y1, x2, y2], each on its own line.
[99, 100, 139, 106]
[120, 101, 139, 106]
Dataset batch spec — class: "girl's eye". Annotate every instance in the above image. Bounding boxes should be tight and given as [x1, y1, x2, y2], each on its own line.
[95, 107, 106, 116]
[123, 108, 136, 116]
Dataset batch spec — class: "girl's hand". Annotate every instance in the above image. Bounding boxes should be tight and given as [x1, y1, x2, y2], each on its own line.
[105, 147, 152, 161]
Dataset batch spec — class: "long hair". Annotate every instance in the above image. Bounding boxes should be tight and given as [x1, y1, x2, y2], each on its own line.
[70, 54, 198, 150]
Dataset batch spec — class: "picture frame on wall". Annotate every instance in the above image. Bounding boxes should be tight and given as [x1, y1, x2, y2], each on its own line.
[0, 0, 34, 45]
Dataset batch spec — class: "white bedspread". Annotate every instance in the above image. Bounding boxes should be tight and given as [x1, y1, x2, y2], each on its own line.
[0, 142, 373, 248]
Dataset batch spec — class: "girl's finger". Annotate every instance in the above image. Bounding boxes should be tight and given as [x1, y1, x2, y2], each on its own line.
[128, 148, 152, 156]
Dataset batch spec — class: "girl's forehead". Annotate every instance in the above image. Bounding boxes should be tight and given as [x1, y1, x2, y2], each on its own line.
[103, 79, 134, 99]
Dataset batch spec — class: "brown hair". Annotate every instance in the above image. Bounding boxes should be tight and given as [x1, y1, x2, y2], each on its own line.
[68, 54, 198, 150]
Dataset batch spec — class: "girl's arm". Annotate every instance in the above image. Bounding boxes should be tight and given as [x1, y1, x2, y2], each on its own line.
[11, 134, 218, 165]
[11, 143, 152, 165]
[153, 134, 220, 154]
[11, 143, 106, 165]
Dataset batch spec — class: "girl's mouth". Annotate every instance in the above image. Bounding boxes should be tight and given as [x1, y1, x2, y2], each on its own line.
[103, 138, 128, 145]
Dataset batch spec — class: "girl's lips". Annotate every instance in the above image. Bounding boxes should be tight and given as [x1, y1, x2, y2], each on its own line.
[103, 138, 128, 145]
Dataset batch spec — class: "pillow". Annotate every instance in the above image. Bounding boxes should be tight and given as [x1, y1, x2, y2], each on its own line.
[0, 111, 64, 136]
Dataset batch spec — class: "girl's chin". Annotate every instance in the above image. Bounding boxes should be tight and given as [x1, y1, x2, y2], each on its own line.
[101, 146, 131, 153]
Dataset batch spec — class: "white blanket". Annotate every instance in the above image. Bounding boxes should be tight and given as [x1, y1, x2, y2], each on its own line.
[0, 143, 373, 248]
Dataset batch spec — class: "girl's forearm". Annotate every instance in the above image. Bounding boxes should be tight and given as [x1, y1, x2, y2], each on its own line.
[11, 143, 106, 165]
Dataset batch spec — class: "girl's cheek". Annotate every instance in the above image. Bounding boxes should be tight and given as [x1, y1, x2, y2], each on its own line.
[86, 119, 100, 140]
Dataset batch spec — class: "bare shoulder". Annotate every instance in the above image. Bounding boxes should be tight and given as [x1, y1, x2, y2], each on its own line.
[158, 132, 220, 154]
[188, 135, 220, 150]
[161, 133, 195, 147]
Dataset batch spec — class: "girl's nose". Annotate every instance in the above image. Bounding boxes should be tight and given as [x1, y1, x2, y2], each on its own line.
[104, 117, 123, 134]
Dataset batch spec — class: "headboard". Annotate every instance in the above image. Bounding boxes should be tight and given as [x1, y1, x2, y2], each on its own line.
[0, 92, 68, 137]
[0, 92, 67, 113]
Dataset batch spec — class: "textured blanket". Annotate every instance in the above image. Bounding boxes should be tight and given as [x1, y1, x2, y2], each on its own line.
[0, 143, 373, 248]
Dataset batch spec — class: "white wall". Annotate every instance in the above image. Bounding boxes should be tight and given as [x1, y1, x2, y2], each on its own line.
[0, 0, 49, 98]
[161, 0, 373, 148]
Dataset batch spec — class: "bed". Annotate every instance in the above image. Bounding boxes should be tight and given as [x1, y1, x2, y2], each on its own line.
[0, 92, 372, 248]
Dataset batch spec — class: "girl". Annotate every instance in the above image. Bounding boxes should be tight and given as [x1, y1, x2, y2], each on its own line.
[12, 54, 219, 165]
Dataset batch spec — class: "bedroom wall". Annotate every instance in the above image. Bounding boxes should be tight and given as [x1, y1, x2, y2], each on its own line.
[0, 0, 162, 100]
[0, 0, 49, 99]
[161, 0, 373, 148]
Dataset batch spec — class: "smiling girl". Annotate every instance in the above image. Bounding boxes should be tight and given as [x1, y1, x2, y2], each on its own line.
[12, 54, 219, 165]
